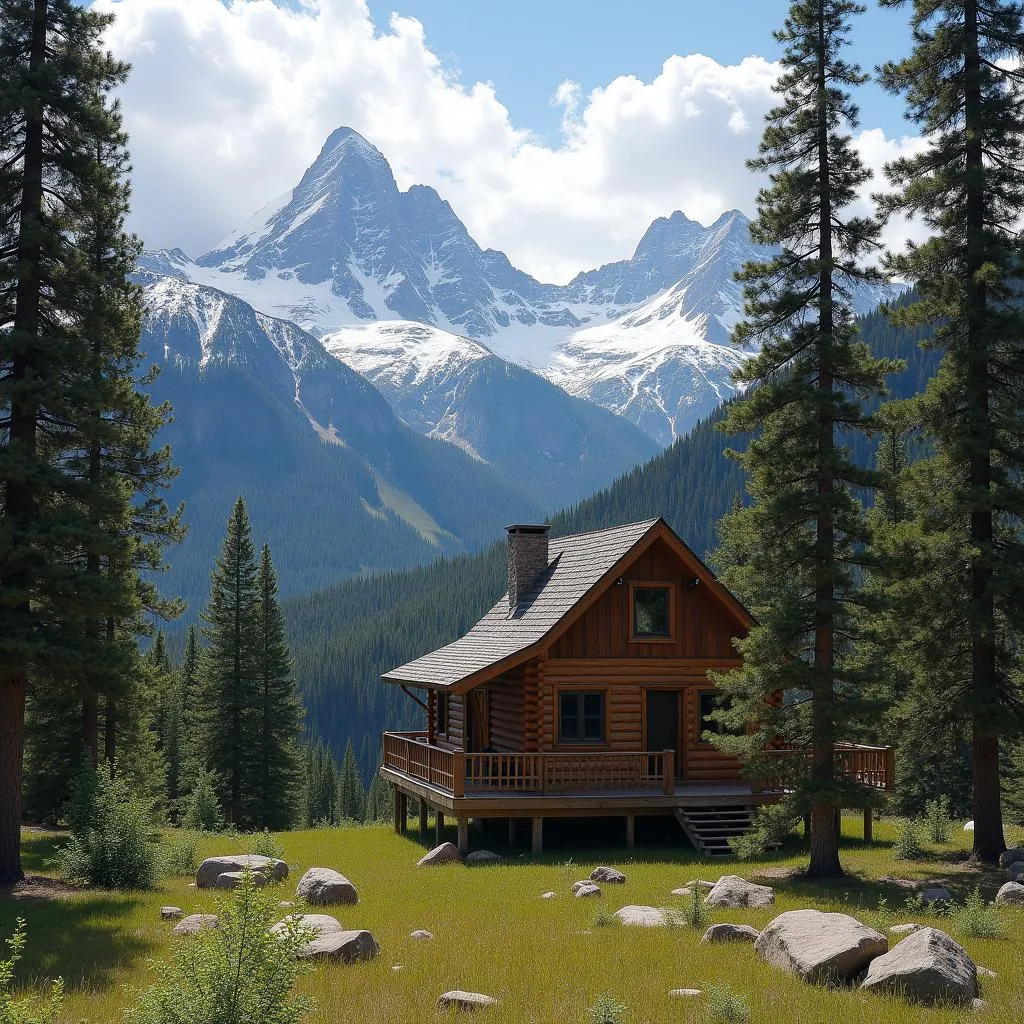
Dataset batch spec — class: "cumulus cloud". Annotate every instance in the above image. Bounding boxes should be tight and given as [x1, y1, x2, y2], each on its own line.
[97, 0, 923, 284]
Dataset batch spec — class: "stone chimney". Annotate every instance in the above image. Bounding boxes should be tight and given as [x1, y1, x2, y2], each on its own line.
[506, 524, 550, 612]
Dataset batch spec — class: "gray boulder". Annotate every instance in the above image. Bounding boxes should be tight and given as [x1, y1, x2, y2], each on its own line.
[1004, 861, 1024, 880]
[173, 914, 219, 936]
[994, 881, 1024, 905]
[920, 885, 953, 906]
[612, 905, 667, 927]
[701, 923, 760, 944]
[295, 867, 358, 906]
[160, 906, 183, 920]
[541, 891, 557, 900]
[755, 909, 888, 984]
[591, 866, 626, 884]
[410, 929, 435, 940]
[705, 875, 775, 909]
[417, 842, 461, 867]
[860, 927, 978, 1006]
[196, 854, 287, 888]
[437, 991, 498, 1011]
[295, 928, 380, 963]
[214, 870, 267, 889]
[998, 847, 1024, 869]
[890, 924, 921, 935]
[573, 882, 601, 898]
[271, 914, 342, 939]
[465, 850, 502, 864]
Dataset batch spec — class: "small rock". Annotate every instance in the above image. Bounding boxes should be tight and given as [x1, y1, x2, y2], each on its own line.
[295, 928, 380, 963]
[278, 900, 294, 909]
[410, 929, 435, 940]
[890, 923, 921, 935]
[919, 885, 953, 905]
[541, 891, 557, 900]
[701, 923, 760, 944]
[668, 989, 702, 998]
[1004, 861, 1024, 880]
[612, 905, 667, 927]
[574, 883, 601, 899]
[860, 927, 978, 1006]
[160, 906, 183, 920]
[173, 914, 219, 936]
[963, 820, 975, 832]
[437, 991, 498, 1011]
[465, 850, 501, 864]
[972, 998, 989, 1013]
[994, 881, 1024, 905]
[705, 875, 775, 909]
[196, 854, 287, 888]
[417, 842, 461, 867]
[392, 965, 402, 972]
[997, 847, 1024, 869]
[590, 866, 626, 884]
[295, 867, 358, 906]
[977, 966, 997, 979]
[214, 870, 268, 889]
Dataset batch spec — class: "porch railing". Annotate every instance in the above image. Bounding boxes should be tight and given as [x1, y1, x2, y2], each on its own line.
[762, 742, 895, 791]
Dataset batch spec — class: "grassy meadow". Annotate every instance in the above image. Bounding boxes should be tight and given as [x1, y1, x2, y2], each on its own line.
[3, 816, 1023, 1024]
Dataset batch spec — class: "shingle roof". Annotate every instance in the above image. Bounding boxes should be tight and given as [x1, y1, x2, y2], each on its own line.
[383, 518, 662, 690]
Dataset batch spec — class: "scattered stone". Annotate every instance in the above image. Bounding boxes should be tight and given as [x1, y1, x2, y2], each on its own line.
[701, 923, 760, 944]
[409, 929, 435, 941]
[417, 842, 461, 867]
[890, 924, 921, 935]
[196, 854, 287, 888]
[270, 914, 343, 940]
[679, 879, 716, 891]
[972, 998, 990, 1013]
[295, 928, 380, 963]
[278, 900, 294, 909]
[437, 991, 498, 1011]
[392, 965, 402, 972]
[574, 883, 601, 899]
[994, 881, 1024, 906]
[541, 892, 557, 900]
[998, 847, 1024, 869]
[1004, 861, 1024, 880]
[612, 905, 667, 927]
[214, 870, 268, 889]
[705, 875, 775, 909]
[977, 966, 997, 979]
[173, 914, 219, 936]
[920, 885, 953, 906]
[755, 909, 887, 985]
[860, 927, 978, 1006]
[668, 989, 703, 999]
[465, 850, 501, 864]
[590, 866, 626, 884]
[160, 906, 183, 920]
[295, 867, 358, 906]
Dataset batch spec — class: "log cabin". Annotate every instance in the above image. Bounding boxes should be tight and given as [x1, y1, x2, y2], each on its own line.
[380, 518, 894, 855]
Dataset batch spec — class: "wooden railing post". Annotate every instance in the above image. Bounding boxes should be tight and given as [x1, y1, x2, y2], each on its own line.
[885, 747, 896, 790]
[663, 749, 674, 795]
[452, 751, 465, 799]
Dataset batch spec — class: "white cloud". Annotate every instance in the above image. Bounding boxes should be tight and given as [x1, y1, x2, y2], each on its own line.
[97, 0, 923, 284]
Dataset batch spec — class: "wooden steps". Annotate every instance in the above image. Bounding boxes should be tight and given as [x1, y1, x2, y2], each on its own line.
[674, 806, 756, 857]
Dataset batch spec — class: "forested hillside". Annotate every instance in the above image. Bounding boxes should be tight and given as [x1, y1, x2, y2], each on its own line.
[284, 303, 940, 776]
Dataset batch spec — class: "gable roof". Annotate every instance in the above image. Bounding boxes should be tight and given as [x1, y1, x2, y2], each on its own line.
[383, 517, 753, 693]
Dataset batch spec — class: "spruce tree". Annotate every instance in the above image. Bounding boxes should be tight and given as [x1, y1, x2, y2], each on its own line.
[365, 773, 393, 824]
[877, 0, 1024, 862]
[337, 739, 366, 822]
[176, 625, 202, 791]
[304, 743, 337, 827]
[199, 497, 259, 828]
[711, 0, 897, 877]
[250, 544, 303, 830]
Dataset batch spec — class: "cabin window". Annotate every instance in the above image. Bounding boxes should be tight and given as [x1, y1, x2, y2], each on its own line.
[436, 692, 449, 736]
[632, 585, 672, 639]
[558, 691, 605, 743]
[699, 691, 738, 741]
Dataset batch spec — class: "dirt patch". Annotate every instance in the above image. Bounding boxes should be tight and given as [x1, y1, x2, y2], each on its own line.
[2, 874, 80, 900]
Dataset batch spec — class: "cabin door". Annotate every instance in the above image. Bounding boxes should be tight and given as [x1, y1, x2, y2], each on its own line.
[645, 690, 681, 780]
[466, 688, 490, 752]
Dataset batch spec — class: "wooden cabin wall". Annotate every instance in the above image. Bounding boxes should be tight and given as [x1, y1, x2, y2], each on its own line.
[548, 537, 739, 661]
[434, 694, 464, 751]
[488, 670, 524, 751]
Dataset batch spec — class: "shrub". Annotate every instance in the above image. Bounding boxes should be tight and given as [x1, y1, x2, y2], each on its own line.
[1, 920, 64, 1024]
[952, 887, 1006, 940]
[250, 830, 285, 861]
[592, 907, 617, 928]
[180, 769, 225, 833]
[892, 818, 926, 861]
[57, 762, 157, 890]
[668, 885, 709, 930]
[586, 994, 627, 1024]
[159, 833, 199, 878]
[124, 871, 314, 1024]
[729, 803, 798, 860]
[924, 796, 951, 844]
[702, 984, 750, 1024]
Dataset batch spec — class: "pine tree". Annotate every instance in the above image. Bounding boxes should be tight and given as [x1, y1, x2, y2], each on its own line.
[337, 739, 366, 823]
[176, 626, 202, 793]
[303, 743, 337, 827]
[199, 497, 259, 828]
[877, 0, 1024, 863]
[711, 0, 898, 877]
[249, 544, 303, 830]
[365, 772, 393, 824]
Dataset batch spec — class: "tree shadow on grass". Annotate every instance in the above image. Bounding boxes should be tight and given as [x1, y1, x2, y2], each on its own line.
[0, 890, 154, 994]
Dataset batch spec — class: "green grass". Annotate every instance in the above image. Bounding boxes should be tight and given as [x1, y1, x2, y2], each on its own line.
[3, 816, 1023, 1024]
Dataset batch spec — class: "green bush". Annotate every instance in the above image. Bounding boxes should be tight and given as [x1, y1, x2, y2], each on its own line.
[729, 803, 798, 860]
[924, 796, 951, 844]
[250, 830, 285, 861]
[180, 769, 225, 833]
[1, 919, 64, 1024]
[952, 887, 1006, 940]
[592, 907, 617, 928]
[159, 833, 199, 878]
[57, 763, 158, 890]
[668, 885, 710, 930]
[586, 994, 627, 1024]
[702, 984, 750, 1024]
[892, 818, 926, 861]
[124, 871, 314, 1024]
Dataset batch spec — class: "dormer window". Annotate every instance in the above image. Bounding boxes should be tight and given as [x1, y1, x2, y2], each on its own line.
[630, 583, 673, 640]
